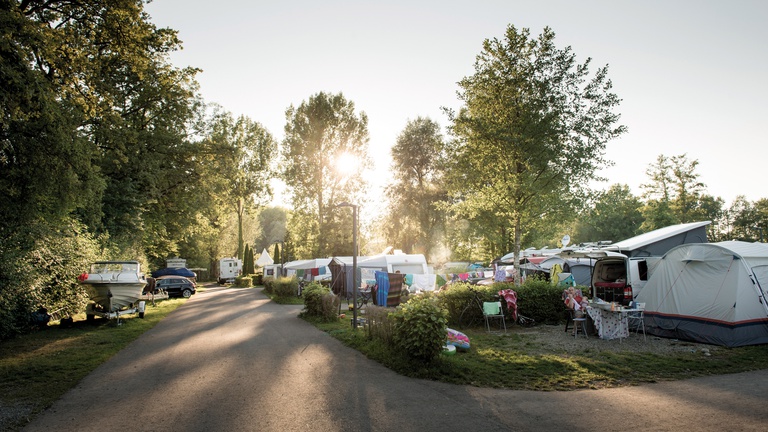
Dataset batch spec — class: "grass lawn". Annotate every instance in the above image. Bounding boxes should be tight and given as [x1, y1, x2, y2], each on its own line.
[0, 298, 186, 431]
[306, 316, 768, 391]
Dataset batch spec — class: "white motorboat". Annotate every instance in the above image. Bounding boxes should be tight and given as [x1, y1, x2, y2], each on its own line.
[78, 261, 147, 314]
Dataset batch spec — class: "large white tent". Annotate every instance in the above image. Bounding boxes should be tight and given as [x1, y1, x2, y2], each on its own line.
[637, 241, 768, 347]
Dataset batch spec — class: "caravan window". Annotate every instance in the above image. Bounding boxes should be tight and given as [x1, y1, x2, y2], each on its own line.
[638, 260, 649, 281]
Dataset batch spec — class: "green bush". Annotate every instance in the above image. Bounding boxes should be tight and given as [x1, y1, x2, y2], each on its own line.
[273, 277, 298, 298]
[262, 277, 275, 294]
[234, 275, 253, 287]
[436, 278, 576, 326]
[0, 220, 99, 340]
[301, 282, 339, 321]
[436, 283, 498, 327]
[390, 294, 448, 363]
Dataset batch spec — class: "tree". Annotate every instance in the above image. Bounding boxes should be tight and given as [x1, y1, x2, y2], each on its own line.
[383, 117, 447, 260]
[573, 184, 643, 243]
[640, 154, 723, 232]
[728, 197, 768, 242]
[445, 26, 626, 278]
[281, 92, 371, 258]
[254, 207, 288, 252]
[201, 107, 277, 260]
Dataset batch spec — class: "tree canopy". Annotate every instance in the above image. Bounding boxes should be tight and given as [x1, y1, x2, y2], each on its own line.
[444, 25, 626, 276]
[382, 117, 447, 260]
[281, 91, 371, 258]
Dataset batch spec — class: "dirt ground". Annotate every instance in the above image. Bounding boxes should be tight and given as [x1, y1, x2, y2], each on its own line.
[515, 322, 719, 356]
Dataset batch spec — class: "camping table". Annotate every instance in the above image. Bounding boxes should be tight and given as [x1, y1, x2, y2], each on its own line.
[585, 305, 630, 340]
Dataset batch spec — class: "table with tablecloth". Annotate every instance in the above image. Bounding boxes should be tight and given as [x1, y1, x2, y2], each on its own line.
[585, 305, 629, 340]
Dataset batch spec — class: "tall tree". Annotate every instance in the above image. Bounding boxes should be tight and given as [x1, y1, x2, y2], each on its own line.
[383, 117, 447, 260]
[281, 92, 371, 258]
[445, 25, 626, 278]
[254, 207, 288, 252]
[640, 154, 722, 231]
[573, 184, 643, 243]
[728, 197, 768, 242]
[201, 107, 277, 260]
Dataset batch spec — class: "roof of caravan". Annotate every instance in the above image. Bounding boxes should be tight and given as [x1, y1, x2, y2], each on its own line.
[608, 221, 711, 252]
[283, 258, 332, 270]
[357, 253, 427, 267]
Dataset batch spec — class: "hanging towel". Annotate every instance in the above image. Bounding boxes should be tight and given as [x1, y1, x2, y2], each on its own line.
[459, 273, 469, 281]
[494, 268, 507, 282]
[498, 289, 518, 321]
[310, 268, 319, 276]
[375, 271, 389, 306]
[404, 274, 414, 286]
[411, 274, 437, 291]
[297, 269, 305, 278]
[436, 274, 447, 288]
[387, 272, 404, 307]
[318, 266, 327, 275]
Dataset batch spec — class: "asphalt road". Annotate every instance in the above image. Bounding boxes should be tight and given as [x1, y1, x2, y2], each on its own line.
[25, 286, 768, 431]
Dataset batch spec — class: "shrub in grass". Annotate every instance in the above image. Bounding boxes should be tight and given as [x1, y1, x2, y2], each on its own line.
[390, 294, 448, 363]
[436, 283, 497, 327]
[234, 275, 253, 287]
[262, 277, 275, 294]
[498, 279, 575, 324]
[364, 305, 396, 346]
[273, 277, 298, 298]
[301, 282, 339, 321]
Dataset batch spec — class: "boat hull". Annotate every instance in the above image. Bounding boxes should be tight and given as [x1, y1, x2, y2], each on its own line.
[82, 282, 145, 311]
[79, 261, 147, 312]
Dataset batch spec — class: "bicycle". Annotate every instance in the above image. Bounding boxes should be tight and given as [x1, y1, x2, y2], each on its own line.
[457, 285, 491, 329]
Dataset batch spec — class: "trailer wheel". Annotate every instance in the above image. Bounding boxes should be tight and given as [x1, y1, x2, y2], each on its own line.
[139, 312, 145, 318]
[182, 289, 192, 298]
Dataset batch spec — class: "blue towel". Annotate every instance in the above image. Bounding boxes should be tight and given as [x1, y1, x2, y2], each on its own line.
[375, 271, 389, 306]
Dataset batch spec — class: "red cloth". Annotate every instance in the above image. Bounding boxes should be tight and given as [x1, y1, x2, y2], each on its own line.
[498, 289, 518, 321]
[310, 268, 319, 276]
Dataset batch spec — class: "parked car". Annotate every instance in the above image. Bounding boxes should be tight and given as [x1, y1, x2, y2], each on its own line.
[151, 267, 197, 281]
[155, 276, 196, 298]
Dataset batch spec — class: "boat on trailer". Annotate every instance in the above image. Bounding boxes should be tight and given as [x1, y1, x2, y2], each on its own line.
[78, 261, 147, 321]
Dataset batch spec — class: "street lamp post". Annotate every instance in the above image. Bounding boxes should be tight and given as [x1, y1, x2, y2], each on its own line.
[337, 202, 358, 330]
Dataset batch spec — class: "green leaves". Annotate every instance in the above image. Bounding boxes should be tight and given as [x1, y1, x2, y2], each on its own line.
[446, 25, 626, 268]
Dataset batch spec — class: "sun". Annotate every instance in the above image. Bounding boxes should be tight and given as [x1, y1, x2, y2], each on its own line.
[335, 152, 359, 177]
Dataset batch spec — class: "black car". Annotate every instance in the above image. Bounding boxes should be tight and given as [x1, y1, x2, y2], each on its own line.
[155, 276, 196, 298]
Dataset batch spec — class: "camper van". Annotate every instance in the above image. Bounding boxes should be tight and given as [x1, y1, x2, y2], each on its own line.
[218, 257, 243, 284]
[559, 221, 711, 304]
[558, 250, 660, 305]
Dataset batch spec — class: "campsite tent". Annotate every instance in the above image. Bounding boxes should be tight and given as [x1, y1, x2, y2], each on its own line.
[538, 256, 595, 286]
[637, 241, 768, 347]
[283, 258, 332, 281]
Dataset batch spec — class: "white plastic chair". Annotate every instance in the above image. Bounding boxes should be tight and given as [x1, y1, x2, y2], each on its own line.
[483, 301, 507, 333]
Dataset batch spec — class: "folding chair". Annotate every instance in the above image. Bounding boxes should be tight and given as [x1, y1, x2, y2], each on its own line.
[483, 301, 507, 333]
[572, 314, 589, 338]
[627, 302, 646, 340]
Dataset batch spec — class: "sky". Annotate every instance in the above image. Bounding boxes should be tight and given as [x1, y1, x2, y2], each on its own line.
[145, 0, 768, 219]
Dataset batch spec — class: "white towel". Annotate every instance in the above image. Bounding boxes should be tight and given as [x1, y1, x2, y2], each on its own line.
[411, 274, 437, 291]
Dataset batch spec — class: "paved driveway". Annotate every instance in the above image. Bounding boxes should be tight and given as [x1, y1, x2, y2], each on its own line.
[25, 286, 768, 431]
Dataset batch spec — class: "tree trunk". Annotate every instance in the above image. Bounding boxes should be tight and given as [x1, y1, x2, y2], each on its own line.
[236, 198, 244, 260]
[513, 213, 522, 284]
